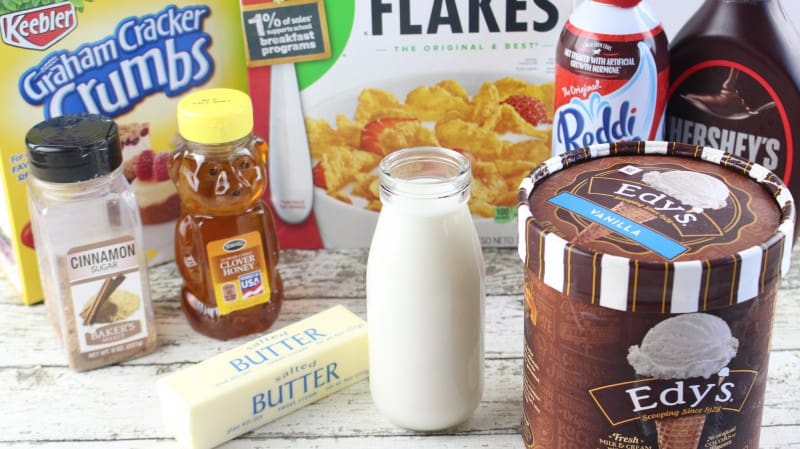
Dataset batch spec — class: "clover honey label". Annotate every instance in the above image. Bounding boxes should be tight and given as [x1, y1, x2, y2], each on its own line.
[207, 231, 271, 315]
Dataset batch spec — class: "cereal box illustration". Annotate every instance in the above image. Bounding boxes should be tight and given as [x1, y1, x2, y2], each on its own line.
[0, 0, 248, 304]
[242, 0, 573, 248]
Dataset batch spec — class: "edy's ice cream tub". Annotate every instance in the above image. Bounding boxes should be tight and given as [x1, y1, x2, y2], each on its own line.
[517, 141, 795, 449]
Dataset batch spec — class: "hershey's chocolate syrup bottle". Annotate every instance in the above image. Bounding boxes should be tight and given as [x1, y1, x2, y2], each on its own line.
[666, 0, 800, 229]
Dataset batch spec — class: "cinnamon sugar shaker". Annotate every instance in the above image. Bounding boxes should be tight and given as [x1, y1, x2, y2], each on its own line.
[26, 114, 157, 372]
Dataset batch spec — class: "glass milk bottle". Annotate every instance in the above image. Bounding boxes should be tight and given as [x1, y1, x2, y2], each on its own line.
[366, 146, 485, 431]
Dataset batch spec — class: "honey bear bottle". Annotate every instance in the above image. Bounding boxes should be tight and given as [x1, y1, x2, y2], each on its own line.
[171, 88, 283, 340]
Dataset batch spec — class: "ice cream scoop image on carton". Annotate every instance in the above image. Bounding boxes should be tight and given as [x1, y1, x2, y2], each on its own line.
[517, 141, 795, 449]
[641, 170, 730, 213]
[628, 313, 739, 380]
[628, 313, 739, 449]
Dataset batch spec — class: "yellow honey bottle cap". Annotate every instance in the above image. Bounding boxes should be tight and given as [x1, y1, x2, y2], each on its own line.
[177, 88, 253, 144]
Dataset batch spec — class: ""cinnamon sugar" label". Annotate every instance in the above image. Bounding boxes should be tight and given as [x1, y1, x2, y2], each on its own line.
[66, 236, 149, 360]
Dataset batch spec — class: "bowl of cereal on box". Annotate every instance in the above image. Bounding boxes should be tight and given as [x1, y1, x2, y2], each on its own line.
[305, 73, 553, 247]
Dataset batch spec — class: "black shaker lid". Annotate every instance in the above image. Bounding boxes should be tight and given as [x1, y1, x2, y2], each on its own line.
[25, 114, 123, 183]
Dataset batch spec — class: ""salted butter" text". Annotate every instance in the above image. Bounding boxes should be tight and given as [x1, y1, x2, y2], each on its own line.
[228, 328, 326, 372]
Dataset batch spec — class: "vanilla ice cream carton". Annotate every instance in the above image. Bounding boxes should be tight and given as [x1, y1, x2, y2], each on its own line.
[241, 0, 573, 248]
[518, 141, 795, 449]
[0, 1, 248, 304]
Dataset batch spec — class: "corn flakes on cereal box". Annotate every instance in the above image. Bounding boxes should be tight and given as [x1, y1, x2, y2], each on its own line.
[0, 0, 248, 304]
[242, 0, 573, 248]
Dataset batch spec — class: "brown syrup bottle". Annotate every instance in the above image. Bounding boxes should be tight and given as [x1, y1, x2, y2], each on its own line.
[171, 88, 283, 340]
[666, 0, 800, 240]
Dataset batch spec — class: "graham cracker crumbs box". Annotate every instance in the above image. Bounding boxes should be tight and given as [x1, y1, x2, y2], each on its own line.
[242, 0, 573, 248]
[0, 0, 248, 304]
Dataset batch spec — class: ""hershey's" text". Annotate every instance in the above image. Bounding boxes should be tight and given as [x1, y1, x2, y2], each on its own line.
[667, 116, 780, 171]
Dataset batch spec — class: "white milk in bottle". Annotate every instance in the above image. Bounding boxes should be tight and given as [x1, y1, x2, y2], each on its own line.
[366, 146, 485, 431]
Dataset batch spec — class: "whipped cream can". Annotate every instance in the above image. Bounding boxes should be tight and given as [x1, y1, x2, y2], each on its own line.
[518, 141, 795, 448]
[552, 0, 668, 155]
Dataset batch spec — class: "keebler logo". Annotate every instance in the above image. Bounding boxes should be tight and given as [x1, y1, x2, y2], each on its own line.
[0, 2, 76, 50]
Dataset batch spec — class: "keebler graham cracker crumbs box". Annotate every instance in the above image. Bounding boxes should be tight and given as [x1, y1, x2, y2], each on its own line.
[0, 0, 248, 304]
[241, 0, 573, 248]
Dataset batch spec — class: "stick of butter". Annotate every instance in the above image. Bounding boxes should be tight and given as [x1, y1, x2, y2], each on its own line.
[156, 305, 369, 449]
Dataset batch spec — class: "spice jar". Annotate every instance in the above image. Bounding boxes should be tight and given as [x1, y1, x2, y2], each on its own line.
[26, 114, 158, 372]
[171, 88, 283, 340]
[366, 146, 485, 431]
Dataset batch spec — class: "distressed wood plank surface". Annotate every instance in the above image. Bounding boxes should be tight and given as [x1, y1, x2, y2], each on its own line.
[1, 247, 799, 448]
[2, 431, 800, 449]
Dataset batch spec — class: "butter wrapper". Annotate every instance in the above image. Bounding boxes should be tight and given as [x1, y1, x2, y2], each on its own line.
[157, 305, 368, 449]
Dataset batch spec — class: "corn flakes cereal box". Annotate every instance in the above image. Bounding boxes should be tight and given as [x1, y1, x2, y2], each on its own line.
[242, 0, 573, 248]
[0, 0, 248, 304]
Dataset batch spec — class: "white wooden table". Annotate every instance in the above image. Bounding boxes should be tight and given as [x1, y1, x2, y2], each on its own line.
[2, 247, 799, 448]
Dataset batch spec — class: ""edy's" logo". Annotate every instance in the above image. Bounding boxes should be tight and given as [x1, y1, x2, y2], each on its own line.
[589, 371, 757, 426]
[0, 2, 76, 50]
